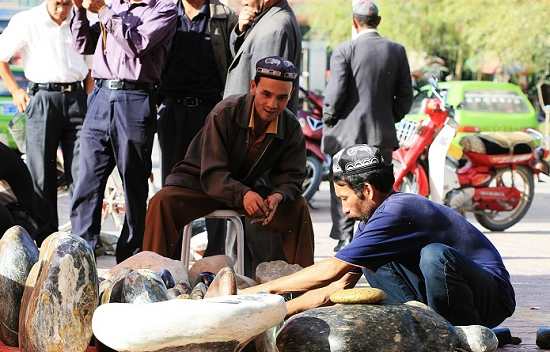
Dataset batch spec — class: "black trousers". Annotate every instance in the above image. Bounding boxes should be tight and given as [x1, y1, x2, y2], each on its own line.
[25, 88, 86, 240]
[329, 146, 393, 241]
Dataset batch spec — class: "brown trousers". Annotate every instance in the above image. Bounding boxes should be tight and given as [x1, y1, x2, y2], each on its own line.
[143, 186, 315, 268]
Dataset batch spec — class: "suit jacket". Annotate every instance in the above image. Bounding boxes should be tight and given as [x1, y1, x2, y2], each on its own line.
[223, 0, 301, 112]
[322, 31, 413, 156]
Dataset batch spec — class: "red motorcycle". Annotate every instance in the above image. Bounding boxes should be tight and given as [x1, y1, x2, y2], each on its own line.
[298, 87, 330, 201]
[393, 79, 550, 231]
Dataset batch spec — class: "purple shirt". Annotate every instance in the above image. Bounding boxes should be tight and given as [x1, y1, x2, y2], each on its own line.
[70, 0, 177, 83]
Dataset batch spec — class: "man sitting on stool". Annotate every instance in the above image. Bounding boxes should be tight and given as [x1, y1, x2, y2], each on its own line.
[242, 144, 515, 327]
[143, 56, 314, 273]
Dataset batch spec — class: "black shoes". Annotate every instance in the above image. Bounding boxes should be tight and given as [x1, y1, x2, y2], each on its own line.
[333, 238, 351, 252]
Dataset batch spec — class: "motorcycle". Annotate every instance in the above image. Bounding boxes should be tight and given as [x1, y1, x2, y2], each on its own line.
[393, 78, 550, 231]
[297, 87, 330, 201]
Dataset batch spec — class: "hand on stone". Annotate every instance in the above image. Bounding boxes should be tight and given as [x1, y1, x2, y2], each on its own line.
[261, 193, 283, 225]
[237, 6, 257, 33]
[13, 88, 29, 113]
[243, 191, 268, 218]
[82, 0, 105, 13]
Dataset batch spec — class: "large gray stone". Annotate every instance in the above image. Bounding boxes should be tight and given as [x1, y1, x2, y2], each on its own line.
[255, 261, 302, 284]
[0, 226, 39, 346]
[276, 304, 460, 352]
[19, 233, 99, 352]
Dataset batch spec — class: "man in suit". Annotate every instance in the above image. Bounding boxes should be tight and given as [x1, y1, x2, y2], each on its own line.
[223, 0, 301, 113]
[322, 0, 413, 251]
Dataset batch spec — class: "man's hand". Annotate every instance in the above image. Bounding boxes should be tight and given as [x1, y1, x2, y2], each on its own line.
[82, 0, 105, 13]
[72, 0, 83, 8]
[13, 88, 30, 113]
[261, 193, 283, 225]
[243, 191, 268, 218]
[237, 6, 257, 33]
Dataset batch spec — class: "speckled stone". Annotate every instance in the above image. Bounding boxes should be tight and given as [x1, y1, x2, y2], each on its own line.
[122, 269, 169, 304]
[190, 282, 208, 300]
[255, 261, 302, 284]
[276, 304, 459, 352]
[205, 267, 237, 298]
[99, 268, 132, 304]
[329, 288, 386, 304]
[455, 325, 498, 352]
[0, 226, 39, 346]
[19, 233, 99, 352]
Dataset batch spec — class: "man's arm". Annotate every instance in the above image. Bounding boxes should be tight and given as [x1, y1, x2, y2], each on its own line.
[0, 62, 29, 113]
[241, 257, 357, 295]
[392, 45, 413, 123]
[70, 3, 101, 55]
[322, 44, 351, 127]
[94, 0, 177, 58]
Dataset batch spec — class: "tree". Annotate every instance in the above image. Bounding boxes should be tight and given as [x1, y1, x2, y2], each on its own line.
[296, 0, 550, 78]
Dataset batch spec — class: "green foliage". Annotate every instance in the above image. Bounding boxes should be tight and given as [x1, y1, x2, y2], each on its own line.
[296, 0, 550, 76]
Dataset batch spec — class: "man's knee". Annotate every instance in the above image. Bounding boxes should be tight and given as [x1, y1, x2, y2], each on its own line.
[419, 243, 455, 274]
[147, 187, 174, 213]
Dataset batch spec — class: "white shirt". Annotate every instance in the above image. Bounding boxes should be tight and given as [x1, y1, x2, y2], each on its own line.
[352, 28, 378, 41]
[0, 2, 89, 83]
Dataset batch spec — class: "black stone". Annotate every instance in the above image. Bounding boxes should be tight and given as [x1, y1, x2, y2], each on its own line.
[197, 271, 215, 287]
[159, 269, 176, 289]
[277, 304, 459, 352]
[0, 226, 39, 346]
[536, 327, 550, 349]
[122, 269, 169, 304]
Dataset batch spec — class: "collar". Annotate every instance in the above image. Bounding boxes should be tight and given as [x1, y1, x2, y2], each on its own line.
[239, 94, 285, 140]
[248, 101, 279, 135]
[181, 0, 209, 17]
[354, 28, 378, 40]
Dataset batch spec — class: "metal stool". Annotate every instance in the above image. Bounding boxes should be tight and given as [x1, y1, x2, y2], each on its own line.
[181, 210, 245, 275]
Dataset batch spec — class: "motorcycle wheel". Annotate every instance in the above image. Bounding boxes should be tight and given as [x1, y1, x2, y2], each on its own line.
[392, 158, 420, 194]
[302, 155, 322, 201]
[474, 166, 535, 232]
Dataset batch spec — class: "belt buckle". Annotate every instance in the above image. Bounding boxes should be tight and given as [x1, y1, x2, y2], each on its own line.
[107, 80, 124, 90]
[183, 97, 199, 108]
[61, 84, 73, 93]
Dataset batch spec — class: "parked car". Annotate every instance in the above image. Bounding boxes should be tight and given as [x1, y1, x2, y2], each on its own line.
[406, 81, 538, 134]
[0, 66, 28, 149]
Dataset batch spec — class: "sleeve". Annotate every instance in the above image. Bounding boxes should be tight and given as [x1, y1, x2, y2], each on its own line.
[97, 1, 177, 58]
[335, 212, 426, 270]
[70, 7, 101, 55]
[392, 45, 413, 123]
[269, 123, 306, 201]
[0, 13, 28, 62]
[322, 44, 351, 125]
[228, 17, 242, 57]
[199, 111, 251, 209]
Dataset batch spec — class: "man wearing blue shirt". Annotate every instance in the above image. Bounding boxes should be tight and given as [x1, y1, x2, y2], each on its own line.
[243, 144, 515, 327]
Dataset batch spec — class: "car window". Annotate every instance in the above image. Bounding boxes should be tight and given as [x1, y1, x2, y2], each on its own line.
[461, 90, 530, 113]
[0, 70, 28, 97]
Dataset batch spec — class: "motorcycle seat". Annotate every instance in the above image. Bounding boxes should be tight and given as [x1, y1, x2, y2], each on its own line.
[460, 131, 536, 155]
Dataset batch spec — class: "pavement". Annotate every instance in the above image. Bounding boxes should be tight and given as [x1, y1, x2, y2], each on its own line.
[59, 141, 549, 351]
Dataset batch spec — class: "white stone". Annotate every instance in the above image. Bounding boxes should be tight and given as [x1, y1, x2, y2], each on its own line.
[92, 293, 286, 351]
[455, 325, 498, 352]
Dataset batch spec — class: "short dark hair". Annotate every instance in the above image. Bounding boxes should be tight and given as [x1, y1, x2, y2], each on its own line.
[353, 14, 380, 28]
[333, 167, 394, 197]
[254, 74, 296, 87]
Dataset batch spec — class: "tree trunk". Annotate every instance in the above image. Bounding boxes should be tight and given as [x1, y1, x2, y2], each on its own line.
[454, 48, 463, 80]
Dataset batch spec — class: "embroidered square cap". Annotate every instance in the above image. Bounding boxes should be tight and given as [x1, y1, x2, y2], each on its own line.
[255, 56, 298, 82]
[352, 0, 379, 16]
[332, 144, 390, 177]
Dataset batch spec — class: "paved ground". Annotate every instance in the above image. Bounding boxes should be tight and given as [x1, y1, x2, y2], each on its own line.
[61, 142, 550, 351]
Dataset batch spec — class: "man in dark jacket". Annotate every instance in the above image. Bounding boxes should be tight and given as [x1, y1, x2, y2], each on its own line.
[143, 56, 314, 271]
[322, 0, 413, 251]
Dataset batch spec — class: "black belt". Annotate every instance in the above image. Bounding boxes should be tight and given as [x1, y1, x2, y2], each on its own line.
[96, 79, 157, 91]
[163, 94, 220, 108]
[28, 82, 83, 93]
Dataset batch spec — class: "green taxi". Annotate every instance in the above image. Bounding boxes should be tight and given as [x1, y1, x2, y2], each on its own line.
[406, 81, 538, 132]
[0, 66, 27, 149]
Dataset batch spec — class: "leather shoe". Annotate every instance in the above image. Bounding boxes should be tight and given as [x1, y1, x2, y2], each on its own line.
[333, 238, 351, 252]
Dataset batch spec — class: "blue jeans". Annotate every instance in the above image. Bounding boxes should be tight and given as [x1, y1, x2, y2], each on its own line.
[364, 243, 515, 327]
